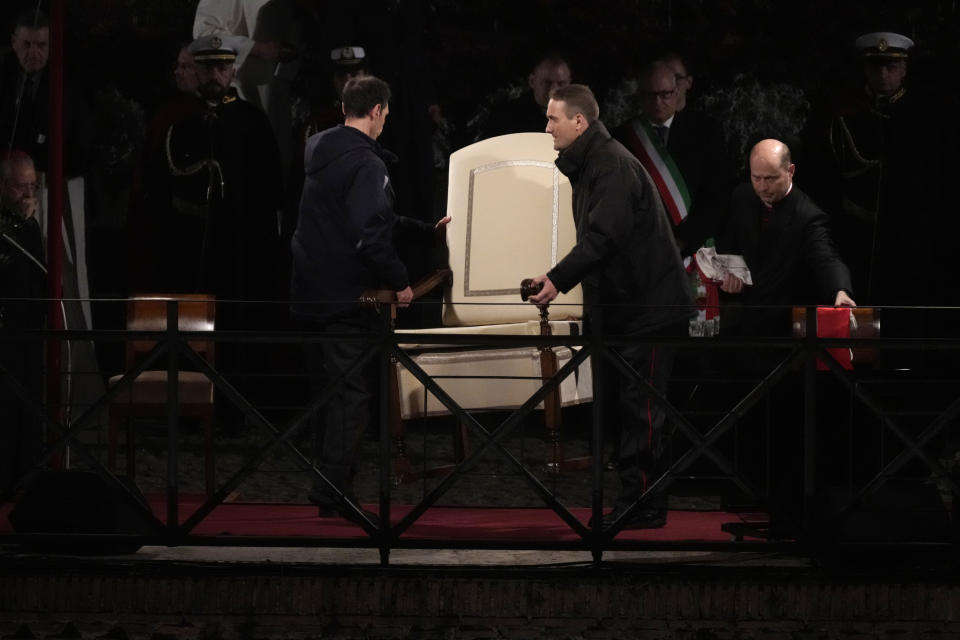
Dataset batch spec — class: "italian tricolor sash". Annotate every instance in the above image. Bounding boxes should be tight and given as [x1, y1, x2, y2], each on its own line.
[622, 118, 721, 331]
[622, 119, 692, 227]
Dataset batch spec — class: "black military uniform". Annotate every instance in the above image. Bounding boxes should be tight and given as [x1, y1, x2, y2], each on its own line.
[144, 35, 284, 433]
[159, 87, 283, 307]
[830, 92, 942, 304]
[826, 32, 947, 354]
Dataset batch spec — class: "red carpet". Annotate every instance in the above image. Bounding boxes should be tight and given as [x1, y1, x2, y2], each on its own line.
[2, 496, 768, 542]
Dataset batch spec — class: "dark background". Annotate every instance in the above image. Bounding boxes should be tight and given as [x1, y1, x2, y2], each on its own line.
[4, 0, 959, 143]
[3, 0, 959, 302]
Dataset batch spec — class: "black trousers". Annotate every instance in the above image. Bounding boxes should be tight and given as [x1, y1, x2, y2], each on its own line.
[592, 316, 684, 510]
[0, 332, 44, 493]
[302, 311, 381, 505]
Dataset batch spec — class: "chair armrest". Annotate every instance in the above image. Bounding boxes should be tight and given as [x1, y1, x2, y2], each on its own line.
[359, 268, 453, 308]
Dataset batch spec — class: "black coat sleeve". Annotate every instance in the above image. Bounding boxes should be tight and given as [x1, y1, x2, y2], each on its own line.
[801, 206, 853, 300]
[345, 162, 410, 291]
[547, 159, 637, 293]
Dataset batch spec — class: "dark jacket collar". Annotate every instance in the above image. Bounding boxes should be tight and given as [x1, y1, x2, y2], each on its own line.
[772, 184, 798, 210]
[555, 120, 611, 179]
[762, 184, 800, 225]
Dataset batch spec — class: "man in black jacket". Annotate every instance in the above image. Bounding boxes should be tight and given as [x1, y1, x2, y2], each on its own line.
[527, 84, 694, 530]
[0, 9, 87, 175]
[718, 138, 854, 536]
[613, 61, 732, 260]
[290, 75, 413, 523]
[718, 138, 855, 334]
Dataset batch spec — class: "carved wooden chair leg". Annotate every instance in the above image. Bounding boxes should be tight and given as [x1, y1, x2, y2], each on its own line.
[536, 302, 592, 473]
[541, 347, 565, 472]
[390, 354, 419, 486]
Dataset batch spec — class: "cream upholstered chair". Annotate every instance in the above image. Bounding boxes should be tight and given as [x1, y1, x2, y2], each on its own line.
[391, 133, 593, 481]
[107, 294, 216, 495]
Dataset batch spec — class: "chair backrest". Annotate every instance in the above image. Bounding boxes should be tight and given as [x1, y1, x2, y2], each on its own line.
[442, 133, 582, 327]
[125, 294, 216, 367]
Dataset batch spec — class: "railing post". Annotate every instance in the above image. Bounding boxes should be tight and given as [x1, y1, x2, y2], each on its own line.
[166, 299, 180, 535]
[590, 303, 605, 565]
[45, 0, 66, 470]
[378, 302, 393, 566]
[803, 305, 817, 538]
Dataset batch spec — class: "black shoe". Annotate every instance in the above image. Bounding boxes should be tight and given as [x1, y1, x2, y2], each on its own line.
[622, 509, 667, 529]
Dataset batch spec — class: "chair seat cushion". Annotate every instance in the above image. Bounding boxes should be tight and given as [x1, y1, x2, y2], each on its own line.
[108, 370, 214, 405]
[396, 345, 592, 420]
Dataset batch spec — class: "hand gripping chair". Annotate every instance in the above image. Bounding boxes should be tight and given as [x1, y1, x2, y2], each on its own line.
[390, 133, 594, 483]
[107, 294, 217, 495]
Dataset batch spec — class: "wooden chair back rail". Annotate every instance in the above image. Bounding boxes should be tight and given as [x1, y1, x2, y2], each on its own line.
[108, 293, 217, 495]
[125, 294, 216, 365]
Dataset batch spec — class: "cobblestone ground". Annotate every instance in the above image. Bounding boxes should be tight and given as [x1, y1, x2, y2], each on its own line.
[83, 406, 721, 510]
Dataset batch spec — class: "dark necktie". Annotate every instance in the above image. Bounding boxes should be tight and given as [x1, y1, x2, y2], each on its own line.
[654, 124, 669, 147]
[16, 75, 33, 110]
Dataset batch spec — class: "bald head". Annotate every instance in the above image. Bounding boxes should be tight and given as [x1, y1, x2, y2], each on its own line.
[749, 139, 795, 206]
[0, 150, 38, 219]
[0, 149, 33, 178]
[750, 139, 792, 169]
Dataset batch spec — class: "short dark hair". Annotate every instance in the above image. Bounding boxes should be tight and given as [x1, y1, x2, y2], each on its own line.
[342, 75, 391, 119]
[549, 84, 599, 123]
[13, 8, 48, 33]
[531, 51, 572, 76]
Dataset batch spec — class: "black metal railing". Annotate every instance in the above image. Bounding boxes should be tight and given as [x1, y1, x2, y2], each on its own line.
[1, 298, 958, 564]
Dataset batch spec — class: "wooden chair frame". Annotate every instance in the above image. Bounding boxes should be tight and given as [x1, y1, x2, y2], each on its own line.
[107, 294, 217, 495]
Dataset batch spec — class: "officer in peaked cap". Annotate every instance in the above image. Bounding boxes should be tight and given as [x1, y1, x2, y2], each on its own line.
[825, 27, 948, 370]
[297, 46, 370, 140]
[188, 35, 242, 103]
[854, 31, 913, 98]
[330, 46, 366, 69]
[330, 46, 369, 99]
[189, 34, 240, 66]
[855, 31, 914, 59]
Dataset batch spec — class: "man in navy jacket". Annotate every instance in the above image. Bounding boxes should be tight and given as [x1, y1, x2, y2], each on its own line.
[290, 75, 411, 524]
